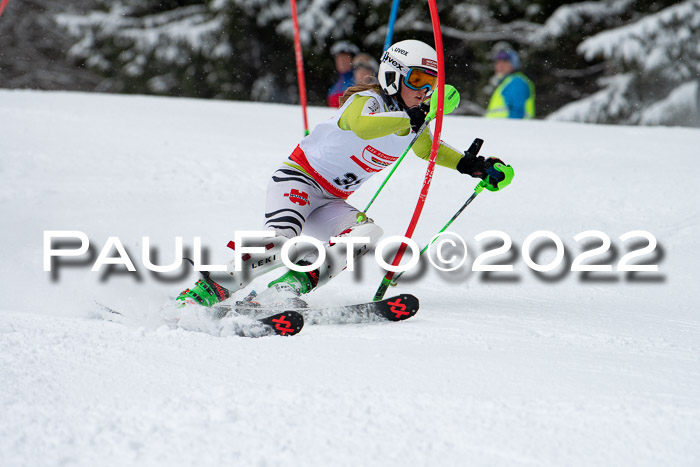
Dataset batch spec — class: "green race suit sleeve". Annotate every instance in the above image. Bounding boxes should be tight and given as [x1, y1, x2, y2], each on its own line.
[412, 129, 463, 170]
[338, 95, 411, 139]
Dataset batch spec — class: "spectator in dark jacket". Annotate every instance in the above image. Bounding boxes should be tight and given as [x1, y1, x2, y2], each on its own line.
[327, 41, 360, 107]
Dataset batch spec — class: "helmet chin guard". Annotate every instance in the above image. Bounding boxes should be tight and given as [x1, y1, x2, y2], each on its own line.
[378, 40, 438, 97]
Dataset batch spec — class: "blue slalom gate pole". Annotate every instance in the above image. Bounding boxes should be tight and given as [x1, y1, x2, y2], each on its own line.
[383, 0, 401, 51]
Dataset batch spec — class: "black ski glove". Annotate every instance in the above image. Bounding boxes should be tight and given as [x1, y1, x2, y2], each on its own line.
[405, 102, 430, 133]
[457, 154, 505, 182]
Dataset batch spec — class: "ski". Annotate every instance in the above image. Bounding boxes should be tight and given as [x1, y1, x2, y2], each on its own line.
[94, 302, 304, 337]
[94, 292, 417, 335]
[258, 310, 304, 336]
[225, 294, 419, 326]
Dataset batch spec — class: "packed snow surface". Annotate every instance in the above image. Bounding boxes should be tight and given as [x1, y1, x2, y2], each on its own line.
[1, 90, 699, 466]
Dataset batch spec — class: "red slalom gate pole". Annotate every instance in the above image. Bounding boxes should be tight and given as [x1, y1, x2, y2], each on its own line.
[290, 0, 310, 136]
[0, 0, 11, 19]
[373, 0, 445, 301]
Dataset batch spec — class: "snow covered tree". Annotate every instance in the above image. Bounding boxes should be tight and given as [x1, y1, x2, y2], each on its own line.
[0, 0, 101, 91]
[49, 0, 700, 126]
[55, 0, 238, 98]
[53, 0, 390, 103]
[543, 0, 700, 126]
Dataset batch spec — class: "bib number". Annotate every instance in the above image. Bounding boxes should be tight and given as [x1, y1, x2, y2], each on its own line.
[333, 172, 362, 190]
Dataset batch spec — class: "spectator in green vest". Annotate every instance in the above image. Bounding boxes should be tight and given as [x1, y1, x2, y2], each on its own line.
[485, 44, 535, 119]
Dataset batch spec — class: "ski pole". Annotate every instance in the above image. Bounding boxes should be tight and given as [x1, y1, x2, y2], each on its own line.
[390, 158, 515, 287]
[357, 125, 425, 222]
[390, 179, 486, 286]
[386, 137, 483, 284]
[357, 85, 460, 222]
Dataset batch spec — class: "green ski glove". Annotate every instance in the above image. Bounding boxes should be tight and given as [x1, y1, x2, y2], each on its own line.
[484, 162, 514, 191]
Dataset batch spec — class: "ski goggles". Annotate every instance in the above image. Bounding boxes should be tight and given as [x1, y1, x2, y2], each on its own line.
[403, 67, 438, 93]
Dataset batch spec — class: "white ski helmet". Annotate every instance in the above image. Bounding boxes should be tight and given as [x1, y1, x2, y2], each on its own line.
[378, 39, 438, 97]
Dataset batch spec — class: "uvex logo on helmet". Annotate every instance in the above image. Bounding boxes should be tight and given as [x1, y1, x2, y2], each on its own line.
[381, 51, 406, 73]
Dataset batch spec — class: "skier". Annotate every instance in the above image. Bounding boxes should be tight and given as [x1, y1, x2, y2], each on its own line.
[178, 39, 512, 308]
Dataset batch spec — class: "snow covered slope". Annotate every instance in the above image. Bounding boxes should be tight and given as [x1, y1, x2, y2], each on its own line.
[1, 90, 699, 466]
